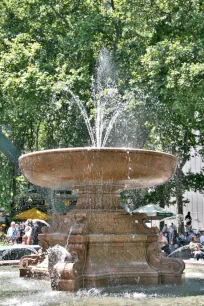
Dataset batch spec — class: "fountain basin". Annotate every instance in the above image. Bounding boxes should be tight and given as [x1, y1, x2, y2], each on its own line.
[19, 147, 177, 190]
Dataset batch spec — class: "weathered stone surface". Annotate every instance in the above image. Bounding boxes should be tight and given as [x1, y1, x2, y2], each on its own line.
[19, 148, 184, 291]
[19, 148, 177, 191]
[20, 209, 184, 290]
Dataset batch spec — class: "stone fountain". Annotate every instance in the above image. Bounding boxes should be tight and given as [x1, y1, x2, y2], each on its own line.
[19, 50, 184, 290]
[19, 147, 185, 291]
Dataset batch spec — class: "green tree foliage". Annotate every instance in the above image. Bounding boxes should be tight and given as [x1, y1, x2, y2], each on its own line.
[0, 0, 203, 218]
[0, 155, 13, 211]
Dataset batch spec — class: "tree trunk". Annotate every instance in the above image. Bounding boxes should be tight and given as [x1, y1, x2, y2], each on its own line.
[175, 167, 184, 234]
[11, 166, 17, 216]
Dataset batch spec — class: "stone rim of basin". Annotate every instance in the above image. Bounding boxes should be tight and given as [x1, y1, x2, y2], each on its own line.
[19, 147, 177, 191]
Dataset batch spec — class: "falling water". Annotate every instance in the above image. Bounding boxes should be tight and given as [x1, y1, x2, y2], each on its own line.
[2, 265, 204, 306]
[65, 225, 73, 249]
[0, 245, 39, 260]
[64, 48, 130, 148]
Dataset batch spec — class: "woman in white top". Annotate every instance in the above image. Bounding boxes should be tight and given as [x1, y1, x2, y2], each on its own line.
[24, 222, 33, 245]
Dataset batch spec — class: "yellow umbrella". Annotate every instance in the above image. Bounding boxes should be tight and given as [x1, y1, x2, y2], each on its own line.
[13, 208, 51, 221]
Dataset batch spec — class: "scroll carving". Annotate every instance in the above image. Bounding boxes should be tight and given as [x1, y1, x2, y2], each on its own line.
[146, 242, 185, 275]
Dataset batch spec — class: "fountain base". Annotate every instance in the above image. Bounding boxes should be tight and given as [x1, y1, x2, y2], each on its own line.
[20, 209, 185, 291]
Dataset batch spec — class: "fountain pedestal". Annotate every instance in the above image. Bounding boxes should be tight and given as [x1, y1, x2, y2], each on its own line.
[19, 148, 185, 290]
[20, 208, 185, 290]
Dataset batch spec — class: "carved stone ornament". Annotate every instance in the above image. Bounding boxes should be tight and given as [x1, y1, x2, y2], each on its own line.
[18, 148, 184, 290]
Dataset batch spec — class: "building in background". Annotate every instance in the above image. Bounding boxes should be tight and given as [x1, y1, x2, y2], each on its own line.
[168, 148, 204, 231]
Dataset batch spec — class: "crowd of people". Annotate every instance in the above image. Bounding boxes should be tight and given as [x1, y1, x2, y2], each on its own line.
[0, 219, 42, 245]
[1, 211, 204, 261]
[158, 218, 204, 260]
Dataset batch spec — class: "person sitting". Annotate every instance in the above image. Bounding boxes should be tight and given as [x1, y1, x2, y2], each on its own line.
[32, 220, 40, 245]
[199, 231, 204, 244]
[189, 236, 198, 249]
[24, 221, 33, 245]
[167, 224, 177, 257]
[21, 235, 28, 245]
[178, 232, 186, 246]
[186, 231, 195, 243]
[15, 223, 22, 243]
[189, 236, 204, 261]
[7, 221, 19, 243]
